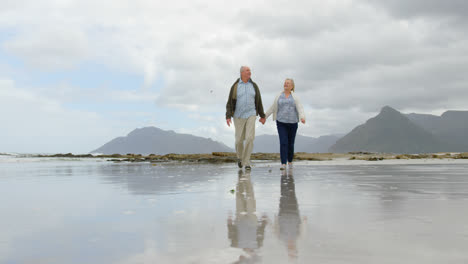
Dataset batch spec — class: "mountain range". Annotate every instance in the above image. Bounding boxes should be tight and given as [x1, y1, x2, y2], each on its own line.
[406, 111, 468, 151]
[330, 106, 468, 153]
[92, 106, 468, 155]
[92, 127, 340, 155]
[253, 134, 340, 153]
[91, 127, 232, 155]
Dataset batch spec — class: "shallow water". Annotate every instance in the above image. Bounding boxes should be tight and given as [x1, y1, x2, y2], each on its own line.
[1, 158, 468, 263]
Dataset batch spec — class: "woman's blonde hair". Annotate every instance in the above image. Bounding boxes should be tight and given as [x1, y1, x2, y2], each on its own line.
[285, 78, 295, 92]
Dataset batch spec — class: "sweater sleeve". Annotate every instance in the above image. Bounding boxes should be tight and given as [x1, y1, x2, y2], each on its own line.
[265, 103, 275, 120]
[265, 94, 279, 120]
[291, 92, 305, 121]
[295, 96, 306, 121]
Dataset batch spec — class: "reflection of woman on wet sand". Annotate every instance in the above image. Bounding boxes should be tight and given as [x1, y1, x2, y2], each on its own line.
[228, 170, 268, 263]
[274, 169, 307, 261]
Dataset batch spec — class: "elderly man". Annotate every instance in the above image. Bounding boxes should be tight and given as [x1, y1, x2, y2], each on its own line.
[226, 66, 266, 170]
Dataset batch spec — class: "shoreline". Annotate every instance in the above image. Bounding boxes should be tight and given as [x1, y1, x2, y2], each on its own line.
[26, 152, 468, 163]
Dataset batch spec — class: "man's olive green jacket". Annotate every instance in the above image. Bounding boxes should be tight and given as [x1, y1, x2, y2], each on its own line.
[225, 78, 265, 119]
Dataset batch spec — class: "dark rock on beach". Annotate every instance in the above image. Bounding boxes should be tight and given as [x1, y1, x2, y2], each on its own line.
[33, 152, 468, 163]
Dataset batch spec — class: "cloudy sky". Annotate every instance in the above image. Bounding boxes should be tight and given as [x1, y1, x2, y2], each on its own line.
[1, 0, 467, 153]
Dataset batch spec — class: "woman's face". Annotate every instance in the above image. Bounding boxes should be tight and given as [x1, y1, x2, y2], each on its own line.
[284, 80, 293, 92]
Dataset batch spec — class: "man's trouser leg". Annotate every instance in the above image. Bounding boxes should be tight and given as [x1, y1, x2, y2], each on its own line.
[234, 117, 247, 163]
[234, 116, 256, 167]
[242, 116, 256, 167]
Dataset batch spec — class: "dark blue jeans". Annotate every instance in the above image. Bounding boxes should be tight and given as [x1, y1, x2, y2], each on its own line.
[276, 121, 298, 165]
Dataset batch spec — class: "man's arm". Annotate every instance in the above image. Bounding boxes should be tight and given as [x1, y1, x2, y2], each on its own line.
[257, 91, 266, 124]
[254, 84, 266, 119]
[226, 84, 235, 126]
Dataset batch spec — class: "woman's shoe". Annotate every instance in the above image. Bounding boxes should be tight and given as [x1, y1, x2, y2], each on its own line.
[280, 164, 286, 170]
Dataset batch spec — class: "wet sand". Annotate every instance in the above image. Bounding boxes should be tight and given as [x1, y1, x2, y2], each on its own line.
[1, 158, 467, 263]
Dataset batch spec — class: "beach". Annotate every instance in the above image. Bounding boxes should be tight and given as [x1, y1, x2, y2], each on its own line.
[1, 155, 467, 263]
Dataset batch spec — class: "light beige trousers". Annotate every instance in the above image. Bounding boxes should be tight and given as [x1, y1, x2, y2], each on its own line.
[233, 116, 256, 167]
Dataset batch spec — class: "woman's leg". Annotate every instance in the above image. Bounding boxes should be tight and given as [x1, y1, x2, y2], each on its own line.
[287, 123, 298, 163]
[276, 121, 288, 165]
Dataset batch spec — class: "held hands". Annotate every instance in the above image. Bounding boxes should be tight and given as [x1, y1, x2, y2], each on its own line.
[255, 117, 302, 124]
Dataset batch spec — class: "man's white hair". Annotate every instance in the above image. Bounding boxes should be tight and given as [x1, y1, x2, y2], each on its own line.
[240, 66, 249, 74]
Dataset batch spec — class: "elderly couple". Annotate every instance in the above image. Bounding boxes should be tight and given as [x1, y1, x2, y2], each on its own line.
[226, 66, 306, 170]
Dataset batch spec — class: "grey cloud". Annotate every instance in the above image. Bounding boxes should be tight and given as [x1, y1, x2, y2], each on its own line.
[237, 11, 335, 39]
[236, 1, 375, 39]
[299, 51, 468, 113]
[364, 0, 468, 20]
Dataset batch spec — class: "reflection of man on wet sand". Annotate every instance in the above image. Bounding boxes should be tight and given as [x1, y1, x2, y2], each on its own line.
[274, 169, 307, 262]
[228, 170, 268, 263]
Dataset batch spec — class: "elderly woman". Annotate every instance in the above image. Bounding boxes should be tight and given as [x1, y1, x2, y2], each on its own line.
[264, 79, 306, 170]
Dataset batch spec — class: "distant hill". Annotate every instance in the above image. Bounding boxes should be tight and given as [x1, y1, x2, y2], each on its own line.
[310, 135, 343, 152]
[406, 111, 468, 152]
[253, 134, 340, 153]
[91, 127, 233, 155]
[92, 107, 468, 155]
[329, 106, 447, 154]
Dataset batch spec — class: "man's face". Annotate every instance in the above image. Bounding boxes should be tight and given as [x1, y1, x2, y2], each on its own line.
[241, 67, 251, 80]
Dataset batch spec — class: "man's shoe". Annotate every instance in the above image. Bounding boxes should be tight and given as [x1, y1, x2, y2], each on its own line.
[245, 166, 251, 170]
[237, 160, 242, 168]
[280, 164, 286, 170]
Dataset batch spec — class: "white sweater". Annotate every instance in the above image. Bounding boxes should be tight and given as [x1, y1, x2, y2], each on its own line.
[265, 91, 306, 122]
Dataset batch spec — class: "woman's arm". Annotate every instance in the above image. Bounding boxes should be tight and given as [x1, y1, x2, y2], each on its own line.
[294, 94, 306, 123]
[264, 93, 280, 120]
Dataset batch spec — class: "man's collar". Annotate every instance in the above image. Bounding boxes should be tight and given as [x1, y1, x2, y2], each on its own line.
[238, 78, 253, 84]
